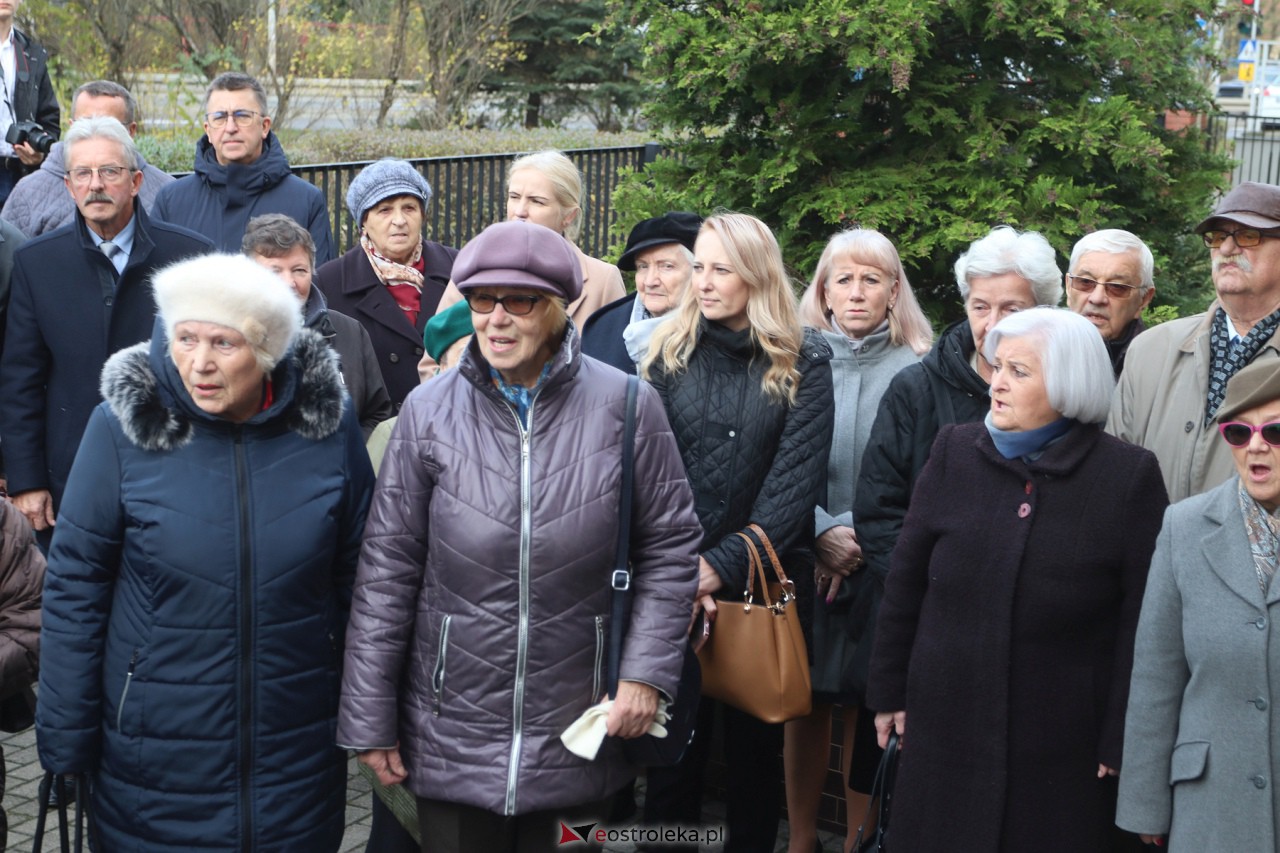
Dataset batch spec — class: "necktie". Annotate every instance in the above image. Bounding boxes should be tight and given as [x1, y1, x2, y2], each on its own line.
[99, 241, 118, 261]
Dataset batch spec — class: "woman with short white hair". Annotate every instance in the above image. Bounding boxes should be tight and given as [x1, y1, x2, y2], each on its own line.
[36, 253, 375, 851]
[866, 307, 1168, 852]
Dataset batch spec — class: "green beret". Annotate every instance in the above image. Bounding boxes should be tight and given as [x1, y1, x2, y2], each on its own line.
[423, 300, 474, 363]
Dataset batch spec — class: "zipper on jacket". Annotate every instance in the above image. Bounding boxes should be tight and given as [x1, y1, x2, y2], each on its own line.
[431, 615, 452, 717]
[115, 649, 138, 731]
[593, 616, 604, 702]
[504, 392, 541, 816]
[233, 432, 255, 848]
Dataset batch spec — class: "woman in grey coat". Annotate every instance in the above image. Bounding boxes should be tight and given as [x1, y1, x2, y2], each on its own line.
[1119, 357, 1280, 851]
[784, 229, 932, 853]
[337, 220, 701, 853]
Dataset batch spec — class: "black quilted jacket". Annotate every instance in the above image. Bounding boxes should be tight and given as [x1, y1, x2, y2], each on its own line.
[854, 318, 991, 584]
[649, 320, 834, 601]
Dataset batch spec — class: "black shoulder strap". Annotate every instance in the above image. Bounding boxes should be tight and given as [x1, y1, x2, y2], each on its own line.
[606, 375, 639, 700]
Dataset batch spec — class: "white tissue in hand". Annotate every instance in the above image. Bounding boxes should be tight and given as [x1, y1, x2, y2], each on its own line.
[559, 698, 671, 760]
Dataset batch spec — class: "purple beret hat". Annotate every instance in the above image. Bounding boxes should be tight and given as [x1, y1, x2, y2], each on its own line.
[452, 220, 583, 303]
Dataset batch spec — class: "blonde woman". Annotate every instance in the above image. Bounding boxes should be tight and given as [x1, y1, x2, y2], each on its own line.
[640, 212, 835, 853]
[420, 151, 625, 380]
[787, 229, 932, 853]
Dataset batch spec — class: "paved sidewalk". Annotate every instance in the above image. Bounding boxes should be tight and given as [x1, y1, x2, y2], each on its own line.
[2, 724, 842, 852]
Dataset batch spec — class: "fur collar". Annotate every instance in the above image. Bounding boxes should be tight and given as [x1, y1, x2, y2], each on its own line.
[100, 328, 345, 452]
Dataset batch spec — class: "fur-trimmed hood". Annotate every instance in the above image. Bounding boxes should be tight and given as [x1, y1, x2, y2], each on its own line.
[100, 322, 346, 452]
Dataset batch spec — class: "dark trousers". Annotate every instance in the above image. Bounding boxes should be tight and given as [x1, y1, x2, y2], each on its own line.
[417, 795, 609, 853]
[366, 793, 420, 853]
[642, 698, 783, 853]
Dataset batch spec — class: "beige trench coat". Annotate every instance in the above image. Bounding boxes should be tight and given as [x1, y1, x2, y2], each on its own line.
[1106, 302, 1280, 502]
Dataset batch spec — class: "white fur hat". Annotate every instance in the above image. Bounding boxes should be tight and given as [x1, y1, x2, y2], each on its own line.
[152, 253, 302, 369]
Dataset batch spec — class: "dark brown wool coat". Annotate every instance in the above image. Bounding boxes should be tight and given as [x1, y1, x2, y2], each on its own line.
[866, 421, 1167, 852]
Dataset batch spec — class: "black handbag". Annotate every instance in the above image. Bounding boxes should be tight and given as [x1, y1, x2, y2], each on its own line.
[31, 772, 99, 853]
[605, 375, 700, 767]
[853, 728, 899, 853]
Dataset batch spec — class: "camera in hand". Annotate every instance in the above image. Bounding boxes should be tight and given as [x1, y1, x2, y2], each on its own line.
[5, 121, 54, 155]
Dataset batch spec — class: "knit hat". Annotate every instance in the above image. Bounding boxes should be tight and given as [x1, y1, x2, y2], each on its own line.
[1217, 358, 1280, 423]
[452, 220, 583, 302]
[1196, 181, 1280, 233]
[153, 253, 302, 369]
[617, 211, 702, 271]
[346, 159, 433, 225]
[422, 300, 474, 362]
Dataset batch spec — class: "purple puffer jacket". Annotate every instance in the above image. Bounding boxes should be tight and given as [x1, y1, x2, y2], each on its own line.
[337, 328, 701, 815]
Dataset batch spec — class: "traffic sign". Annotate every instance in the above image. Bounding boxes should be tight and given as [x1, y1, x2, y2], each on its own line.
[1241, 39, 1260, 62]
[1241, 62, 1257, 82]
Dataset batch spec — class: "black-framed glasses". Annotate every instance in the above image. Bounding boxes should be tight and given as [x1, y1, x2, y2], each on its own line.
[1066, 274, 1140, 299]
[67, 165, 134, 185]
[463, 293, 544, 315]
[1202, 228, 1279, 249]
[1219, 421, 1280, 447]
[205, 109, 263, 128]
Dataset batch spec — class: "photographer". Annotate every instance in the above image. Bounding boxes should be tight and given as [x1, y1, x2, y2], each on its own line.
[0, 0, 59, 208]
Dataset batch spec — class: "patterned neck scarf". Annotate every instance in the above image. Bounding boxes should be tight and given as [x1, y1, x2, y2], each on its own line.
[1206, 306, 1280, 424]
[361, 231, 424, 292]
[491, 360, 554, 428]
[1238, 481, 1279, 595]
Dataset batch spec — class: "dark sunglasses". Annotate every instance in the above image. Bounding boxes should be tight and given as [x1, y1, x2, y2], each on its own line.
[1066, 274, 1140, 300]
[1219, 421, 1280, 447]
[463, 293, 544, 316]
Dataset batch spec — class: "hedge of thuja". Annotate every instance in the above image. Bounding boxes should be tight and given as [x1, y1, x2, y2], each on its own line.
[136, 127, 653, 174]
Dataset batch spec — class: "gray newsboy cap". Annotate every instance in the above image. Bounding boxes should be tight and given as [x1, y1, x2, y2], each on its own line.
[1196, 181, 1280, 233]
[1218, 357, 1280, 423]
[346, 159, 433, 225]
[453, 220, 583, 303]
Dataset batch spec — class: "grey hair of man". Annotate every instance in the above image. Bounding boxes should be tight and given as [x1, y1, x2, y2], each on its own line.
[63, 116, 140, 172]
[242, 213, 316, 267]
[954, 225, 1063, 306]
[1068, 229, 1154, 292]
[983, 306, 1114, 424]
[72, 80, 137, 125]
[202, 71, 269, 115]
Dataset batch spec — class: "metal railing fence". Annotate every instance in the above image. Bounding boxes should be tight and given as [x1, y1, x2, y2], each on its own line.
[1202, 113, 1280, 187]
[287, 143, 662, 259]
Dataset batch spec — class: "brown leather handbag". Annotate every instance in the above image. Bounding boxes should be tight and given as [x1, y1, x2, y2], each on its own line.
[697, 523, 812, 723]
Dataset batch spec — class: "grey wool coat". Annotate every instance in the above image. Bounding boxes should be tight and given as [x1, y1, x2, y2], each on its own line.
[1118, 476, 1280, 852]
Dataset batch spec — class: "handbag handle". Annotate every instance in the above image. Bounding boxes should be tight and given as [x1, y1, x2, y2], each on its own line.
[747, 523, 795, 591]
[733, 524, 796, 613]
[852, 728, 899, 849]
[732, 531, 770, 610]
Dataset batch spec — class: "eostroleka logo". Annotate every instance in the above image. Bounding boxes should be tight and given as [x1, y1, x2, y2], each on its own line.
[558, 822, 599, 845]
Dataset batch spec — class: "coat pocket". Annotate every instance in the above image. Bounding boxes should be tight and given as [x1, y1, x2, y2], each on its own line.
[114, 649, 139, 733]
[593, 616, 605, 703]
[431, 615, 452, 717]
[1170, 740, 1210, 785]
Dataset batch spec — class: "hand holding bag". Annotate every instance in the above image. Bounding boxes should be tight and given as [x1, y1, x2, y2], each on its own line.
[696, 523, 812, 723]
[853, 728, 899, 853]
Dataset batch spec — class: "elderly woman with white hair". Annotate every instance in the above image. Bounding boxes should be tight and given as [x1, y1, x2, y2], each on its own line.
[36, 253, 374, 851]
[864, 308, 1168, 852]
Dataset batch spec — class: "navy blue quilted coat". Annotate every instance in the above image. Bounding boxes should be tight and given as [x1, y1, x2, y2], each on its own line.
[36, 323, 374, 852]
